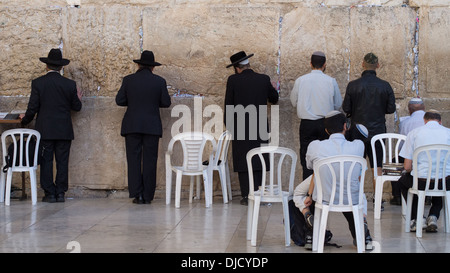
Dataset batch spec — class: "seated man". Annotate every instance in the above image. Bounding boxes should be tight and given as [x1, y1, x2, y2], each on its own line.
[390, 97, 426, 205]
[292, 111, 373, 250]
[399, 110, 450, 232]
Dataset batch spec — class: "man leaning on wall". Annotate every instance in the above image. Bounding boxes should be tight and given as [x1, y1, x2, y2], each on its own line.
[20, 48, 83, 203]
[342, 52, 396, 209]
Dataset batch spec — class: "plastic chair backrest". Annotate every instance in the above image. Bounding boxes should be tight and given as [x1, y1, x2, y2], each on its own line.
[313, 155, 367, 207]
[1, 129, 41, 169]
[167, 132, 216, 171]
[246, 146, 297, 197]
[213, 130, 232, 166]
[371, 133, 407, 177]
[412, 144, 450, 192]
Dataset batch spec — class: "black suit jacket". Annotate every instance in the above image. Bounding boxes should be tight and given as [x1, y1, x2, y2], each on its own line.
[116, 68, 171, 137]
[224, 69, 279, 172]
[22, 71, 82, 140]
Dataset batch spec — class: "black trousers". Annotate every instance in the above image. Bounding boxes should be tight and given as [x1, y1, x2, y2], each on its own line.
[238, 171, 262, 198]
[125, 134, 159, 201]
[308, 200, 357, 239]
[40, 139, 72, 196]
[299, 119, 328, 180]
[399, 172, 450, 220]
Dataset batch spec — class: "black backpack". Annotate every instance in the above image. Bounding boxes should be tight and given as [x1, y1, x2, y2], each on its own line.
[2, 137, 38, 173]
[288, 199, 306, 246]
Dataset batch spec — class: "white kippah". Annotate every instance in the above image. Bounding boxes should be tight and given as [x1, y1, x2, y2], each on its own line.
[325, 110, 341, 118]
[356, 124, 369, 138]
[239, 59, 249, 65]
[409, 98, 423, 104]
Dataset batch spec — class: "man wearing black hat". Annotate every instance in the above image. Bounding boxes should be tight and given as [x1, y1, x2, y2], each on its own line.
[343, 52, 396, 197]
[224, 51, 279, 205]
[116, 50, 171, 204]
[21, 48, 83, 203]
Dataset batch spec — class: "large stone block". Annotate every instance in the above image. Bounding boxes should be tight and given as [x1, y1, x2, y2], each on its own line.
[61, 5, 142, 97]
[280, 6, 350, 98]
[349, 6, 417, 98]
[142, 5, 280, 97]
[0, 7, 62, 96]
[69, 97, 127, 190]
[418, 7, 450, 98]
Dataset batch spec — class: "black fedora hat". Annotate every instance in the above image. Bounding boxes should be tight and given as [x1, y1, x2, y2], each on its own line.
[39, 48, 70, 66]
[133, 50, 161, 66]
[226, 51, 254, 68]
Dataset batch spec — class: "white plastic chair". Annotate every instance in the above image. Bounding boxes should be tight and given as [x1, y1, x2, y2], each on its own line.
[405, 144, 450, 238]
[371, 133, 407, 220]
[165, 132, 216, 208]
[312, 155, 367, 253]
[0, 129, 41, 206]
[207, 130, 232, 203]
[246, 146, 297, 247]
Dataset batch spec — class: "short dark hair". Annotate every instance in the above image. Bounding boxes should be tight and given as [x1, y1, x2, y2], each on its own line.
[424, 111, 441, 122]
[46, 64, 62, 71]
[324, 112, 346, 134]
[311, 55, 326, 69]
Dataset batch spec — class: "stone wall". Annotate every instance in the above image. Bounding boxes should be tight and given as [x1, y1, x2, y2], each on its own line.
[1, 0, 449, 201]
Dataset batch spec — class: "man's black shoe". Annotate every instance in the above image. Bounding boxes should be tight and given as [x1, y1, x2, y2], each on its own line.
[240, 197, 248, 206]
[42, 195, 56, 203]
[56, 193, 65, 202]
[133, 194, 145, 204]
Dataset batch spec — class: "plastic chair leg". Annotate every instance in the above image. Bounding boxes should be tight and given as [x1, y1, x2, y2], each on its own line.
[225, 162, 232, 201]
[444, 194, 450, 233]
[202, 168, 213, 207]
[165, 167, 172, 205]
[353, 207, 365, 253]
[29, 169, 37, 205]
[312, 207, 321, 252]
[0, 169, 5, 203]
[175, 170, 183, 208]
[218, 166, 228, 203]
[282, 197, 291, 246]
[247, 198, 254, 241]
[251, 197, 261, 246]
[5, 170, 12, 206]
[415, 192, 426, 238]
[374, 176, 383, 220]
[189, 176, 194, 203]
[317, 206, 329, 253]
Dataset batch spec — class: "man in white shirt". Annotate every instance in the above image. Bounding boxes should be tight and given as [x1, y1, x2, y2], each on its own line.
[290, 51, 342, 180]
[399, 98, 426, 137]
[295, 111, 372, 250]
[399, 111, 450, 232]
[390, 98, 426, 205]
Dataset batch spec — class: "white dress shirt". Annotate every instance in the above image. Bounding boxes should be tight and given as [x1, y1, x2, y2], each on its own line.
[305, 133, 365, 205]
[399, 121, 450, 179]
[399, 110, 425, 136]
[290, 70, 342, 120]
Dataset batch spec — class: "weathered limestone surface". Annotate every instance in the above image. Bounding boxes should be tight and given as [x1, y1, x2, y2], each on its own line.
[418, 7, 450, 98]
[62, 6, 142, 97]
[142, 5, 280, 97]
[0, 1, 450, 200]
[0, 7, 61, 95]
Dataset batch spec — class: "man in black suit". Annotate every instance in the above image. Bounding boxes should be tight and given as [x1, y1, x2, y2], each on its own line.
[224, 51, 279, 205]
[116, 50, 171, 204]
[21, 48, 82, 203]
